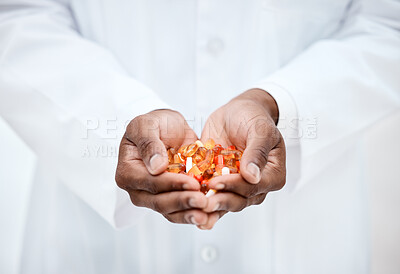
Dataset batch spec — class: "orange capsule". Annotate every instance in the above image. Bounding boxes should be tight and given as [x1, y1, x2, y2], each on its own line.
[216, 155, 224, 166]
[226, 158, 236, 168]
[212, 145, 223, 155]
[196, 147, 207, 159]
[200, 180, 209, 194]
[215, 164, 224, 175]
[167, 148, 176, 164]
[195, 140, 205, 148]
[204, 139, 215, 150]
[173, 153, 184, 164]
[188, 165, 202, 176]
[227, 145, 236, 151]
[229, 167, 238, 174]
[197, 160, 211, 173]
[167, 163, 185, 173]
[232, 150, 243, 160]
[192, 154, 204, 164]
[183, 143, 199, 157]
[203, 169, 214, 180]
[178, 144, 188, 155]
[220, 149, 236, 157]
[204, 149, 214, 162]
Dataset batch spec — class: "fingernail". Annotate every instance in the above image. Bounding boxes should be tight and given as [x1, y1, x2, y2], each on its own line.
[190, 216, 199, 225]
[212, 203, 220, 211]
[149, 154, 163, 172]
[198, 225, 207, 230]
[215, 184, 225, 190]
[247, 162, 261, 183]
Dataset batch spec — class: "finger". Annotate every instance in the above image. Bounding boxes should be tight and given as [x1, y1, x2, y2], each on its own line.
[207, 158, 286, 197]
[164, 209, 209, 225]
[130, 190, 208, 214]
[126, 114, 168, 175]
[241, 120, 281, 184]
[200, 113, 230, 147]
[203, 192, 265, 213]
[197, 211, 227, 230]
[116, 159, 200, 193]
[208, 174, 260, 198]
[259, 138, 287, 191]
[207, 174, 264, 198]
[203, 192, 267, 213]
[152, 109, 199, 149]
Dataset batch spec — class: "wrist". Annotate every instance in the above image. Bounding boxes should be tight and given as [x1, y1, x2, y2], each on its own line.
[233, 89, 279, 124]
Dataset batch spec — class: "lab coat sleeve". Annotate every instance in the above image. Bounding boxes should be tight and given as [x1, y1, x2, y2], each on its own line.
[0, 0, 169, 228]
[253, 0, 400, 190]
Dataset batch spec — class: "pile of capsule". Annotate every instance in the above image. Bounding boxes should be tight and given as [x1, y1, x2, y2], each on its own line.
[166, 139, 243, 195]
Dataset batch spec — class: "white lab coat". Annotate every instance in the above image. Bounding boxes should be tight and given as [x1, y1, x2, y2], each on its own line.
[0, 0, 399, 273]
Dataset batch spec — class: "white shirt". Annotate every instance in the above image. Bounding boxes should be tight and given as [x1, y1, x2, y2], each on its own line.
[0, 0, 399, 273]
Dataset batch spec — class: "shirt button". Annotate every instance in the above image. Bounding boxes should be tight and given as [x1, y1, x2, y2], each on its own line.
[206, 38, 225, 55]
[200, 245, 218, 263]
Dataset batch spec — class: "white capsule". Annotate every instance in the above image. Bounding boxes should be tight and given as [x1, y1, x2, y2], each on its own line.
[222, 167, 230, 175]
[205, 189, 217, 198]
[186, 157, 193, 173]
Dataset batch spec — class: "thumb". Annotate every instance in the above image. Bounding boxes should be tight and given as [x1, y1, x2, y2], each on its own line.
[240, 124, 280, 184]
[127, 115, 169, 175]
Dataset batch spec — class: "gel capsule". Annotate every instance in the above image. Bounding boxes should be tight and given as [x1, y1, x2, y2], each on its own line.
[203, 169, 214, 180]
[167, 163, 185, 173]
[212, 144, 223, 155]
[200, 180, 209, 194]
[183, 143, 199, 157]
[173, 153, 184, 164]
[178, 144, 188, 155]
[192, 154, 204, 164]
[204, 138, 215, 150]
[196, 147, 207, 159]
[188, 165, 202, 176]
[167, 148, 176, 164]
[197, 159, 212, 173]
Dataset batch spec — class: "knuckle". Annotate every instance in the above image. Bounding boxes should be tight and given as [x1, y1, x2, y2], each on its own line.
[129, 192, 144, 207]
[174, 195, 186, 211]
[128, 115, 144, 134]
[115, 170, 124, 189]
[115, 164, 131, 190]
[146, 182, 159, 194]
[277, 176, 286, 190]
[254, 194, 267, 205]
[137, 137, 155, 155]
[272, 127, 282, 144]
[233, 200, 247, 212]
[257, 145, 270, 163]
[183, 194, 193, 209]
[151, 199, 163, 213]
[271, 170, 286, 191]
[243, 185, 258, 198]
[162, 214, 176, 224]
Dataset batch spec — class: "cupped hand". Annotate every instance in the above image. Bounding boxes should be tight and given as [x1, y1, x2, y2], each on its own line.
[116, 109, 210, 225]
[198, 89, 286, 229]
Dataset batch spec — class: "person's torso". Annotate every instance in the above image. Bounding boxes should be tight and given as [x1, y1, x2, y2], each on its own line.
[21, 1, 371, 274]
[68, 0, 351, 130]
